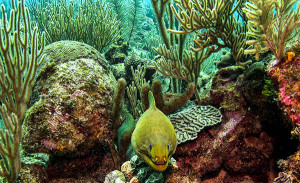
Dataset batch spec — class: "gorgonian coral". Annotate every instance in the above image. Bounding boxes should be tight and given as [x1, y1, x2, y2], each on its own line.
[243, 0, 300, 63]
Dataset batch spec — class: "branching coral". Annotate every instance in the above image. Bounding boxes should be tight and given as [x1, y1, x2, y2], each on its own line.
[0, 0, 44, 182]
[127, 64, 149, 119]
[243, 0, 300, 63]
[150, 0, 173, 49]
[33, 0, 121, 52]
[151, 0, 250, 104]
[152, 44, 207, 103]
[150, 0, 189, 94]
[0, 105, 21, 183]
[168, 0, 250, 66]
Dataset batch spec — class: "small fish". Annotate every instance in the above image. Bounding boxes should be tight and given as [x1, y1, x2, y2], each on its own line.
[131, 91, 177, 172]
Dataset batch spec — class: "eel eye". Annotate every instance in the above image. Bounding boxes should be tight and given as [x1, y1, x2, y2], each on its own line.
[149, 143, 152, 151]
[167, 144, 170, 151]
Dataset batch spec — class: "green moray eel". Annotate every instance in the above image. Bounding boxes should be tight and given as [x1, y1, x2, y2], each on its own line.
[131, 91, 177, 172]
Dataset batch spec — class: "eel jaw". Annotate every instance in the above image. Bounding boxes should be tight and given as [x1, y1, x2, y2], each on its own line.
[140, 153, 170, 172]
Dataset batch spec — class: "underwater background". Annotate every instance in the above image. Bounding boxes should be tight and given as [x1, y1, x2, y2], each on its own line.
[0, 0, 299, 182]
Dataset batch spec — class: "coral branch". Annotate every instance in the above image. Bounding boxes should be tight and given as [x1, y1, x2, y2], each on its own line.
[243, 0, 300, 63]
[0, 0, 44, 182]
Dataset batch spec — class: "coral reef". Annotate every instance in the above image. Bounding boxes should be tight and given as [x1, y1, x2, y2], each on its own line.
[1, 0, 298, 182]
[274, 172, 292, 183]
[211, 66, 245, 91]
[126, 64, 149, 119]
[214, 50, 236, 69]
[18, 164, 48, 183]
[165, 60, 290, 182]
[169, 0, 250, 66]
[268, 43, 300, 124]
[29, 40, 110, 107]
[238, 61, 267, 107]
[111, 63, 126, 80]
[152, 44, 207, 103]
[269, 43, 300, 182]
[276, 150, 300, 182]
[262, 78, 278, 104]
[167, 75, 274, 182]
[121, 0, 144, 45]
[150, 0, 173, 50]
[18, 40, 124, 182]
[150, 0, 211, 95]
[103, 58, 292, 182]
[111, 78, 127, 166]
[45, 152, 114, 182]
[22, 41, 117, 156]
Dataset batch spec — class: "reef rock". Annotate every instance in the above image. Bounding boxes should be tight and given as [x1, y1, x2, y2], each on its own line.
[105, 38, 129, 65]
[268, 43, 300, 124]
[22, 41, 117, 156]
[166, 64, 280, 182]
[269, 42, 300, 182]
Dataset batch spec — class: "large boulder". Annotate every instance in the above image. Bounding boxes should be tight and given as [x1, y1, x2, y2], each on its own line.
[22, 41, 117, 156]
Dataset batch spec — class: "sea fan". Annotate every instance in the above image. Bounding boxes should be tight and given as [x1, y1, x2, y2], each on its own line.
[106, 0, 126, 30]
[123, 0, 144, 44]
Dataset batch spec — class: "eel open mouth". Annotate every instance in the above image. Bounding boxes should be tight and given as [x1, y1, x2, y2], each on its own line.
[148, 155, 169, 172]
[139, 152, 170, 172]
[151, 160, 168, 172]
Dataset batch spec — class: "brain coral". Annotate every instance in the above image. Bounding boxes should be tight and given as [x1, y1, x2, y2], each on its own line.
[22, 41, 117, 156]
[169, 105, 222, 144]
[42, 40, 109, 68]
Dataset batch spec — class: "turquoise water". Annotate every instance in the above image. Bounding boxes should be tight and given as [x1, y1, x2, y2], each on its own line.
[0, 0, 299, 182]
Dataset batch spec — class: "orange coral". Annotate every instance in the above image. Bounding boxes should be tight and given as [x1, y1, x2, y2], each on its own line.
[287, 52, 296, 62]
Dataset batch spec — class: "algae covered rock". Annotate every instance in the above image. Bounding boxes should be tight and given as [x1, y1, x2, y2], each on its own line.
[105, 38, 129, 65]
[30, 40, 110, 106]
[42, 40, 109, 68]
[214, 50, 235, 69]
[18, 164, 48, 183]
[22, 41, 117, 156]
[237, 61, 267, 107]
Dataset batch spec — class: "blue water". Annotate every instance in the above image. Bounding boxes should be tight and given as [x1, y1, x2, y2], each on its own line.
[0, 0, 298, 18]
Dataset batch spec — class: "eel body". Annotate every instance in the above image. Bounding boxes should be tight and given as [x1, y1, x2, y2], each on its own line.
[131, 91, 177, 172]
